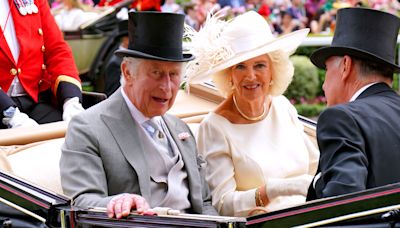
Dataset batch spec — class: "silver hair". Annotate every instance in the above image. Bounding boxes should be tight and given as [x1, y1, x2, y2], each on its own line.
[212, 50, 294, 98]
[120, 57, 143, 86]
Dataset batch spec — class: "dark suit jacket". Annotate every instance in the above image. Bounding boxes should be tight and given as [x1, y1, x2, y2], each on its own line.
[60, 90, 217, 215]
[307, 83, 400, 200]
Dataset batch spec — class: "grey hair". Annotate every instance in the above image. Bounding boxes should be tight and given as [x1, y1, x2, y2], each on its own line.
[120, 57, 143, 86]
[352, 57, 395, 79]
[211, 50, 294, 98]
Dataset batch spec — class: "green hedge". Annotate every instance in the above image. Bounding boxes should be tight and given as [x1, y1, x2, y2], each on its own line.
[393, 74, 399, 91]
[295, 103, 326, 117]
[285, 55, 320, 103]
[295, 46, 400, 93]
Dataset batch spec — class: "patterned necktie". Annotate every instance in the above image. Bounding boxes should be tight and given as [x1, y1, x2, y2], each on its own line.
[142, 118, 172, 156]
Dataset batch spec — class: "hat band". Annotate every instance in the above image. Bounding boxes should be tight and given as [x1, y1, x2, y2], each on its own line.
[131, 43, 183, 60]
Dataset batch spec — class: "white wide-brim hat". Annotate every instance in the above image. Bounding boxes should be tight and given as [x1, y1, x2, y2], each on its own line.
[185, 10, 309, 84]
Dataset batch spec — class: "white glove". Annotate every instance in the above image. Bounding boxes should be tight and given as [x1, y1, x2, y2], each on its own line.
[2, 107, 39, 128]
[62, 97, 84, 122]
[265, 174, 313, 200]
[149, 207, 180, 215]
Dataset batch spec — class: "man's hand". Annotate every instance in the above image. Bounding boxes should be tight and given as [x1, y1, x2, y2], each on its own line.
[107, 193, 152, 219]
[2, 107, 39, 128]
[62, 97, 84, 121]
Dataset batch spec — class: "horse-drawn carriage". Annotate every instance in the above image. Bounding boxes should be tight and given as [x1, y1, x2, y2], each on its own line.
[0, 5, 399, 227]
[0, 88, 399, 227]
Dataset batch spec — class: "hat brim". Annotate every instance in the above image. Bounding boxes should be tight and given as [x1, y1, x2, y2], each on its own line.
[115, 49, 194, 62]
[188, 28, 310, 84]
[310, 46, 400, 72]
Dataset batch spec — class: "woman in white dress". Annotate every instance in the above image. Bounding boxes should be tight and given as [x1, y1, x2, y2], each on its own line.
[185, 11, 319, 217]
[54, 0, 98, 32]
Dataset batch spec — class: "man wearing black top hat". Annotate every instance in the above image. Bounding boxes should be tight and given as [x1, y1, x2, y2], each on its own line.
[307, 7, 400, 200]
[60, 11, 217, 218]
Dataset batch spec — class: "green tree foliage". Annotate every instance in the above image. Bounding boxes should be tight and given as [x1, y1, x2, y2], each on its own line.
[175, 0, 191, 5]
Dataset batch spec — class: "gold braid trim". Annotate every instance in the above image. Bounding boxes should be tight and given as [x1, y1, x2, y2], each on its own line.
[53, 75, 82, 96]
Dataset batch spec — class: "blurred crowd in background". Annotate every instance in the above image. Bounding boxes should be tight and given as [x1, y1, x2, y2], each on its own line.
[49, 0, 400, 35]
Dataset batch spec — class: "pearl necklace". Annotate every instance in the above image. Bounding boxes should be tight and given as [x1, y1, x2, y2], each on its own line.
[232, 95, 267, 121]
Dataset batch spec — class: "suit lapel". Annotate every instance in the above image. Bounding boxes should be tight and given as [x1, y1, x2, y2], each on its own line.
[0, 2, 18, 64]
[10, 1, 30, 64]
[101, 91, 151, 200]
[0, 35, 14, 63]
[163, 115, 202, 210]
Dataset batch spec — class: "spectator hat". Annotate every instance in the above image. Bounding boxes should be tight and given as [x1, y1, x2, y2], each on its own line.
[310, 7, 400, 72]
[332, 1, 352, 9]
[115, 11, 194, 62]
[185, 10, 309, 84]
[117, 19, 128, 37]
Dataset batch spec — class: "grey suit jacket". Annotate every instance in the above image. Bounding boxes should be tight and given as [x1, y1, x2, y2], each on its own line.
[60, 90, 217, 215]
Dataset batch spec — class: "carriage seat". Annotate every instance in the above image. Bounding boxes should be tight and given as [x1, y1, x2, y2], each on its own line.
[0, 138, 65, 195]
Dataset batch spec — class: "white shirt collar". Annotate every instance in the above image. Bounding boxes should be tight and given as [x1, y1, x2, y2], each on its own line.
[121, 88, 149, 125]
[121, 88, 162, 125]
[349, 82, 379, 102]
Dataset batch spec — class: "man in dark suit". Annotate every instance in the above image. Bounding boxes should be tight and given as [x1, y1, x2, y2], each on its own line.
[307, 7, 400, 200]
[60, 11, 217, 218]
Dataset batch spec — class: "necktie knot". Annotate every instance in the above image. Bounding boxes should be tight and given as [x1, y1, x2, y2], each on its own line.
[142, 118, 173, 156]
[143, 120, 157, 137]
[143, 118, 165, 139]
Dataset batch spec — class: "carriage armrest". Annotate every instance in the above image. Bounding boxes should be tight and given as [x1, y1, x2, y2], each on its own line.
[82, 91, 107, 109]
[0, 121, 67, 146]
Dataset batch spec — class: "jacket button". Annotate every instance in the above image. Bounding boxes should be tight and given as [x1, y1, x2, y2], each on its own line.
[38, 28, 43, 36]
[42, 64, 46, 70]
[10, 68, 17, 76]
[17, 68, 21, 74]
[39, 79, 43, 85]
[41, 45, 45, 52]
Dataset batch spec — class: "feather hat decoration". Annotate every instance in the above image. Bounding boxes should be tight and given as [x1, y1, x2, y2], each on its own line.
[184, 10, 309, 84]
[184, 10, 233, 84]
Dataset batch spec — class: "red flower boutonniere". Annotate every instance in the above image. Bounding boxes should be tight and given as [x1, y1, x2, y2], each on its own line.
[178, 132, 191, 141]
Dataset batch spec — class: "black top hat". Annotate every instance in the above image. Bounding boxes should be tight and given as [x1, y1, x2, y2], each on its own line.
[117, 19, 128, 36]
[310, 8, 400, 72]
[115, 11, 194, 62]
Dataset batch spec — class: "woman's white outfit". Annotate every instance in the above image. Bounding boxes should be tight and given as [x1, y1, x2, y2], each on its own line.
[197, 96, 319, 216]
[55, 8, 98, 31]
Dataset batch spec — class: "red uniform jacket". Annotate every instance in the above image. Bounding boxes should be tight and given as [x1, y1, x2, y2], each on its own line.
[131, 0, 161, 11]
[0, 0, 81, 103]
